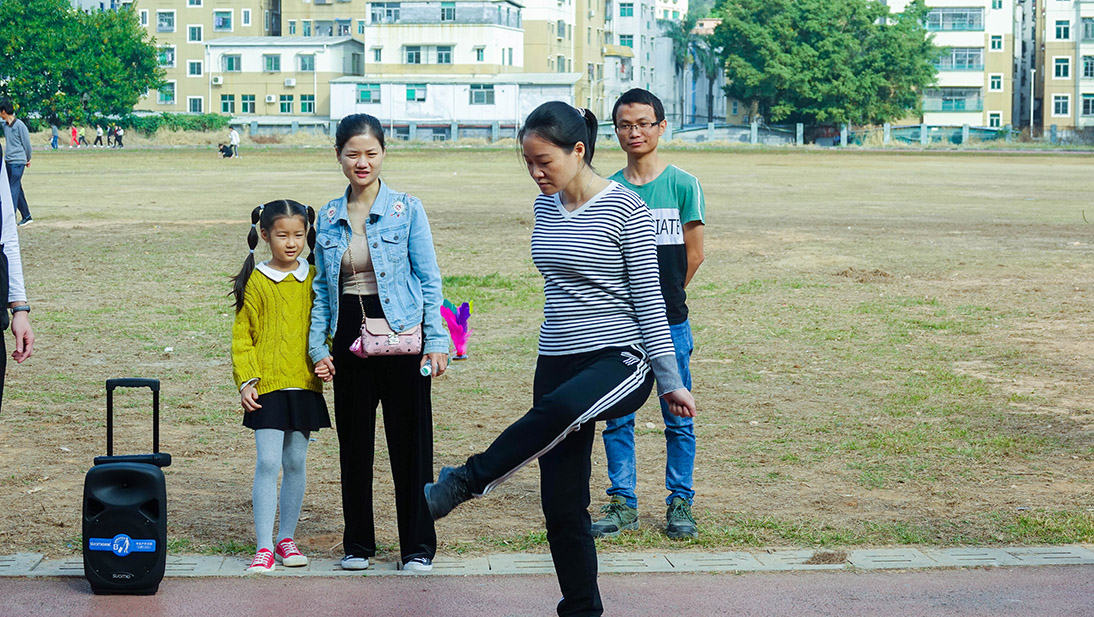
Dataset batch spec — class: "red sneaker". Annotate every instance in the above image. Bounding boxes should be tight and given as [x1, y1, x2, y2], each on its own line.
[275, 538, 308, 567]
[247, 548, 275, 574]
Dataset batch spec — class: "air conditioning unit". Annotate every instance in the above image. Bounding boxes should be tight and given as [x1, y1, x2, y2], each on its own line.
[265, 94, 277, 103]
[588, 9, 595, 17]
[284, 78, 296, 87]
[211, 75, 223, 85]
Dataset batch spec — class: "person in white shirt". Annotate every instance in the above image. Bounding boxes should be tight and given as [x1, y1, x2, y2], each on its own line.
[229, 127, 241, 158]
[0, 158, 34, 406]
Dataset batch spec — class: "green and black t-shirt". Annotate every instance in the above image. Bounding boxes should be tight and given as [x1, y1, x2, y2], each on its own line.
[609, 165, 705, 325]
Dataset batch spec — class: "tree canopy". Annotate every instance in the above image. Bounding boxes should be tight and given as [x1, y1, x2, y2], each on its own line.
[709, 0, 938, 125]
[0, 0, 163, 125]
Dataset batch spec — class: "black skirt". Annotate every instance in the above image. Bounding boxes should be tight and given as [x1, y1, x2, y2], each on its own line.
[242, 389, 331, 432]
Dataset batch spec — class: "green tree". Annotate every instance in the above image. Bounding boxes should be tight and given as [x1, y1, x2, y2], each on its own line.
[691, 36, 723, 123]
[661, 10, 700, 124]
[710, 0, 937, 126]
[0, 0, 162, 125]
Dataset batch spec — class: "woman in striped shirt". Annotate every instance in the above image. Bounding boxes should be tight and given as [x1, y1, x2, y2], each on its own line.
[425, 101, 696, 617]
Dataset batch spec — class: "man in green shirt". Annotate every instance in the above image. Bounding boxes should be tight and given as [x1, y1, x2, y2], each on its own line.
[593, 88, 706, 539]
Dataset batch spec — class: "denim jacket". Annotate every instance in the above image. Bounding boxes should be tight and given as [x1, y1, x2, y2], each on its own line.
[308, 181, 449, 362]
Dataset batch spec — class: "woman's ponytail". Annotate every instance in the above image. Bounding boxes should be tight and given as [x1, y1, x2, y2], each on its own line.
[519, 102, 599, 168]
[230, 206, 263, 312]
[579, 108, 598, 166]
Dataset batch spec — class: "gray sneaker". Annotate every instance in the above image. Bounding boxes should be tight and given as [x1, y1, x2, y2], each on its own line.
[590, 496, 638, 538]
[664, 497, 697, 539]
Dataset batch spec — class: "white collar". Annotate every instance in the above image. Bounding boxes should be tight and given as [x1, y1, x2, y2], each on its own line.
[256, 258, 309, 282]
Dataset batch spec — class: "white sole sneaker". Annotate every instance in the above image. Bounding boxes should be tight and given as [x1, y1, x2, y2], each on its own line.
[340, 556, 370, 570]
[399, 558, 433, 572]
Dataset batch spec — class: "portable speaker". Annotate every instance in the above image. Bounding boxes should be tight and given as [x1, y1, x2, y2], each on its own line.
[82, 378, 171, 595]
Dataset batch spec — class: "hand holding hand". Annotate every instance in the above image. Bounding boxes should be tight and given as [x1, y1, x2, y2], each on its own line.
[314, 356, 335, 382]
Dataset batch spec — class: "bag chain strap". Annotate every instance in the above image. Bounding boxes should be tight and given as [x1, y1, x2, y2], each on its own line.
[343, 226, 370, 326]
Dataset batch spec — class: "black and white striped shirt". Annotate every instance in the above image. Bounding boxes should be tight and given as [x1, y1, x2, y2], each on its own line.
[531, 181, 683, 395]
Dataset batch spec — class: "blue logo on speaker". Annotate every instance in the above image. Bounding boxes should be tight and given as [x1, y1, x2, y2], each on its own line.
[88, 534, 156, 557]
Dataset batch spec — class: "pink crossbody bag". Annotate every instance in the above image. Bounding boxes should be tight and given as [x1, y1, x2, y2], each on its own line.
[345, 227, 422, 358]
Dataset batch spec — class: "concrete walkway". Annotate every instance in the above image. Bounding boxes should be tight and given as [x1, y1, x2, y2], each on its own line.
[3, 544, 1092, 577]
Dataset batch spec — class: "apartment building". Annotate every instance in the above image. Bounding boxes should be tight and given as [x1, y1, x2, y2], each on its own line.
[206, 36, 364, 117]
[129, 0, 276, 114]
[654, 0, 685, 21]
[889, 0, 1018, 128]
[603, 0, 658, 110]
[574, 0, 607, 113]
[1037, 0, 1094, 130]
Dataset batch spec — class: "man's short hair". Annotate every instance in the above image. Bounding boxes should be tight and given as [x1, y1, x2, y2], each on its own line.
[0, 100, 14, 115]
[611, 88, 665, 125]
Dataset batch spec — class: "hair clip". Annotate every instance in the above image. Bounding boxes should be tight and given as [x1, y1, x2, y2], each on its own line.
[249, 249, 255, 254]
[577, 107, 586, 117]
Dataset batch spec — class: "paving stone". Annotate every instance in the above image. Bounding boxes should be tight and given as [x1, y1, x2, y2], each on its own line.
[663, 551, 766, 572]
[923, 548, 1021, 568]
[429, 556, 491, 576]
[848, 549, 936, 570]
[597, 553, 676, 573]
[27, 558, 84, 577]
[165, 555, 228, 577]
[1005, 546, 1094, 566]
[488, 554, 555, 574]
[0, 553, 44, 576]
[753, 550, 845, 570]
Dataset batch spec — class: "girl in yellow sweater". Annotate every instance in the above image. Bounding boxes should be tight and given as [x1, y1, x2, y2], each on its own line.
[231, 199, 330, 574]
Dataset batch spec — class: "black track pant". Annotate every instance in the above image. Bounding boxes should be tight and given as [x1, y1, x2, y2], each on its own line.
[464, 346, 655, 617]
[332, 294, 435, 563]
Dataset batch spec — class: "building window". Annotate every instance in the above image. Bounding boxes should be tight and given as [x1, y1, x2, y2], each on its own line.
[990, 35, 1002, 51]
[1083, 94, 1094, 116]
[264, 54, 281, 72]
[587, 62, 594, 80]
[303, 20, 312, 36]
[265, 10, 270, 31]
[926, 7, 984, 31]
[221, 94, 235, 114]
[187, 0, 201, 6]
[358, 19, 366, 34]
[437, 46, 452, 64]
[299, 54, 315, 72]
[158, 82, 176, 105]
[989, 74, 1002, 91]
[507, 48, 513, 66]
[1084, 18, 1094, 41]
[187, 60, 202, 76]
[337, 19, 351, 35]
[731, 100, 738, 115]
[1052, 94, 1069, 116]
[139, 9, 148, 26]
[470, 84, 494, 105]
[441, 2, 455, 21]
[1054, 57, 1070, 79]
[301, 94, 315, 114]
[1084, 56, 1094, 79]
[157, 46, 176, 68]
[288, 20, 296, 35]
[223, 54, 242, 72]
[372, 47, 382, 62]
[935, 47, 983, 71]
[475, 47, 484, 62]
[188, 97, 203, 113]
[991, 0, 1001, 8]
[371, 3, 400, 24]
[157, 10, 175, 32]
[214, 10, 232, 32]
[242, 9, 251, 27]
[279, 95, 293, 114]
[1056, 20, 1070, 40]
[557, 20, 565, 38]
[672, 10, 679, 19]
[620, 34, 633, 47]
[620, 2, 633, 16]
[557, 54, 566, 72]
[406, 86, 426, 102]
[188, 25, 203, 42]
[357, 84, 381, 103]
[241, 94, 255, 114]
[988, 112, 1001, 128]
[406, 46, 421, 64]
[923, 87, 983, 111]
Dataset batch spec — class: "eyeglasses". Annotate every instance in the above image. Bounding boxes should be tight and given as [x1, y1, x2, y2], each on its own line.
[614, 121, 658, 132]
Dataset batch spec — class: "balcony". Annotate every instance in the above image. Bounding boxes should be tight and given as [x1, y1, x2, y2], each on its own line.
[922, 99, 984, 112]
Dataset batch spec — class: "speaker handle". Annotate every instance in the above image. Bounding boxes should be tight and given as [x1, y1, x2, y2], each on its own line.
[105, 378, 162, 457]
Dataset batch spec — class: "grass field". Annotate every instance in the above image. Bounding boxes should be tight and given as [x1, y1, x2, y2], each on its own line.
[0, 144, 1091, 560]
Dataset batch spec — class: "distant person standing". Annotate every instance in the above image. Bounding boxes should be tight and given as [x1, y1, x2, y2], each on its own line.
[0, 157, 35, 407]
[114, 125, 124, 149]
[0, 101, 34, 226]
[94, 125, 103, 147]
[229, 126, 240, 158]
[49, 125, 59, 150]
[106, 124, 115, 148]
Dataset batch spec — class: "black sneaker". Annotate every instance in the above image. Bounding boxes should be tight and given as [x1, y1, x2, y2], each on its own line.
[17, 216, 32, 226]
[664, 497, 698, 539]
[424, 465, 472, 521]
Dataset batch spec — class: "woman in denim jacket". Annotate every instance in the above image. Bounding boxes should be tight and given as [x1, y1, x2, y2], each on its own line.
[309, 113, 449, 572]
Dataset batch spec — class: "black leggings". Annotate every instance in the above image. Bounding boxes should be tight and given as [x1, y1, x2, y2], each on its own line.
[464, 346, 655, 617]
[331, 294, 435, 562]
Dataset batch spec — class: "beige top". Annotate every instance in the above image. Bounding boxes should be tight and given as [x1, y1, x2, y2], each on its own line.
[341, 231, 378, 295]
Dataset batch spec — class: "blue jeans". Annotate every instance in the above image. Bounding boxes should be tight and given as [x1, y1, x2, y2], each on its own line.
[6, 162, 30, 219]
[602, 320, 695, 508]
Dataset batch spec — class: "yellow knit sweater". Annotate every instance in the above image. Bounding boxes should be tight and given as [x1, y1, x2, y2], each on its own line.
[232, 266, 323, 395]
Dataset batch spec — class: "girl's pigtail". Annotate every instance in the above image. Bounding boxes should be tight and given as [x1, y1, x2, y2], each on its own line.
[305, 206, 317, 265]
[231, 206, 263, 311]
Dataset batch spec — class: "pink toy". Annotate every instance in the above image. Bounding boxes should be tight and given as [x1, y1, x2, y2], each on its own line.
[440, 300, 473, 360]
